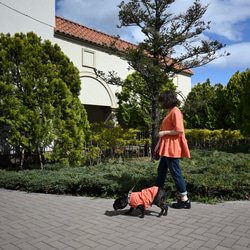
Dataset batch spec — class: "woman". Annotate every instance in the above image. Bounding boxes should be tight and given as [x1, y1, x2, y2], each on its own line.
[154, 90, 191, 209]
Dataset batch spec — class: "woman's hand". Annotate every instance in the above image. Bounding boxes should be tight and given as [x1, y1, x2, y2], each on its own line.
[158, 131, 166, 138]
[154, 140, 160, 152]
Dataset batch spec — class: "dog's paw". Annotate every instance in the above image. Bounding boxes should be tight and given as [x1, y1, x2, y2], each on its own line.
[163, 207, 168, 216]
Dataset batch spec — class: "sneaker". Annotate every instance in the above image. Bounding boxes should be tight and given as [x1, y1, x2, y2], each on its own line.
[171, 199, 191, 209]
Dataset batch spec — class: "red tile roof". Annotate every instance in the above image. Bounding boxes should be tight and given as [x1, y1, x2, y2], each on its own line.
[55, 16, 194, 75]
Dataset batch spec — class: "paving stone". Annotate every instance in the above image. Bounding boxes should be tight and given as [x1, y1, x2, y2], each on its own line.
[16, 242, 36, 250]
[235, 236, 250, 247]
[0, 189, 249, 250]
[47, 240, 67, 249]
[106, 244, 124, 250]
[232, 245, 250, 250]
[121, 242, 141, 250]
[170, 239, 189, 249]
[33, 241, 52, 250]
[204, 238, 221, 249]
[187, 239, 206, 249]
[154, 240, 173, 250]
[1, 243, 20, 250]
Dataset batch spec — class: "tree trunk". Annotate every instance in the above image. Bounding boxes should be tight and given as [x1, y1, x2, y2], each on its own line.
[20, 148, 24, 170]
[151, 95, 160, 157]
[37, 147, 44, 169]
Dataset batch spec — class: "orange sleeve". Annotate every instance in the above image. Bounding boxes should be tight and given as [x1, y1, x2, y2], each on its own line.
[172, 108, 184, 132]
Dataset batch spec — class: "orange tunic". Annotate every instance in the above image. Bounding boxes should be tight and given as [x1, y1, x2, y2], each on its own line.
[159, 107, 190, 158]
[129, 186, 158, 210]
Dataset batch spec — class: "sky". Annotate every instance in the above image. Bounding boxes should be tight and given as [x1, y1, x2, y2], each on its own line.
[55, 0, 250, 87]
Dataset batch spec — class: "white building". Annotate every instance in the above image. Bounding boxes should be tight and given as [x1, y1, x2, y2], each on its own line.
[0, 0, 193, 123]
[0, 0, 55, 41]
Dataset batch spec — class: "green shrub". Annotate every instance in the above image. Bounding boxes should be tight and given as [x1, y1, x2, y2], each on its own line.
[0, 150, 249, 202]
[84, 121, 150, 164]
[185, 129, 249, 152]
[180, 150, 250, 202]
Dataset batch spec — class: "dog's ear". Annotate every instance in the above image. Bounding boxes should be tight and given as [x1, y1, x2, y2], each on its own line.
[115, 194, 122, 199]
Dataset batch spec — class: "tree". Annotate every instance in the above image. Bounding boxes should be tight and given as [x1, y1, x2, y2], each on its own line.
[223, 70, 245, 130]
[182, 79, 225, 129]
[97, 0, 228, 152]
[115, 76, 151, 136]
[0, 32, 89, 168]
[236, 68, 250, 136]
[182, 69, 250, 131]
[115, 71, 173, 137]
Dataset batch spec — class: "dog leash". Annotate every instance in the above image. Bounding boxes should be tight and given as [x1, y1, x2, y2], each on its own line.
[128, 157, 155, 201]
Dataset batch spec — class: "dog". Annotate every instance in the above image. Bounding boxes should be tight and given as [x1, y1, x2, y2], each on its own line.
[113, 186, 168, 218]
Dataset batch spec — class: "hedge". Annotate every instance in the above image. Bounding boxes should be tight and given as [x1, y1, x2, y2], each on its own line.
[185, 129, 250, 150]
[0, 150, 249, 203]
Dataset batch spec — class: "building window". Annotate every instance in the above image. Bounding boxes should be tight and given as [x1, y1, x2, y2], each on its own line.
[82, 48, 95, 68]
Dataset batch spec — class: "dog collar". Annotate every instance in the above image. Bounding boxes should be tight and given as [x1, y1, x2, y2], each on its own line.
[127, 190, 132, 204]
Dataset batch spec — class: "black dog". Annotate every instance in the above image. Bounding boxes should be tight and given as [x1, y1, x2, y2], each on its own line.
[113, 186, 168, 218]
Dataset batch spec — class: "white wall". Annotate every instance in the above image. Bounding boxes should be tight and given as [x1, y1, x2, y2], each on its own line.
[54, 34, 192, 109]
[0, 0, 55, 41]
[0, 0, 191, 111]
[173, 72, 192, 102]
[54, 35, 131, 108]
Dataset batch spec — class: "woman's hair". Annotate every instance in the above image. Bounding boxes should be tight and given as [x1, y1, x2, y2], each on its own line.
[158, 90, 179, 109]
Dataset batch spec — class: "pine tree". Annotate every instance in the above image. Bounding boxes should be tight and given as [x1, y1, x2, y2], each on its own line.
[97, 0, 229, 152]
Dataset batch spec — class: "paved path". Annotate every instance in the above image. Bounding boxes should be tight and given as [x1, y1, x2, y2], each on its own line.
[0, 189, 249, 250]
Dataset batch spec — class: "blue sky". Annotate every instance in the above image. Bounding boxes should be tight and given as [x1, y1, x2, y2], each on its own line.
[56, 0, 250, 87]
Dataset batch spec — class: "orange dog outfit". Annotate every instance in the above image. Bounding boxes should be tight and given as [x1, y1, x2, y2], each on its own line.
[129, 186, 159, 210]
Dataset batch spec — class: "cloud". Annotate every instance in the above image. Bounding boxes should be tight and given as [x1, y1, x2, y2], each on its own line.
[169, 0, 250, 41]
[208, 42, 250, 68]
[56, 0, 250, 43]
[203, 0, 250, 41]
[56, 0, 121, 36]
[55, 0, 250, 70]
